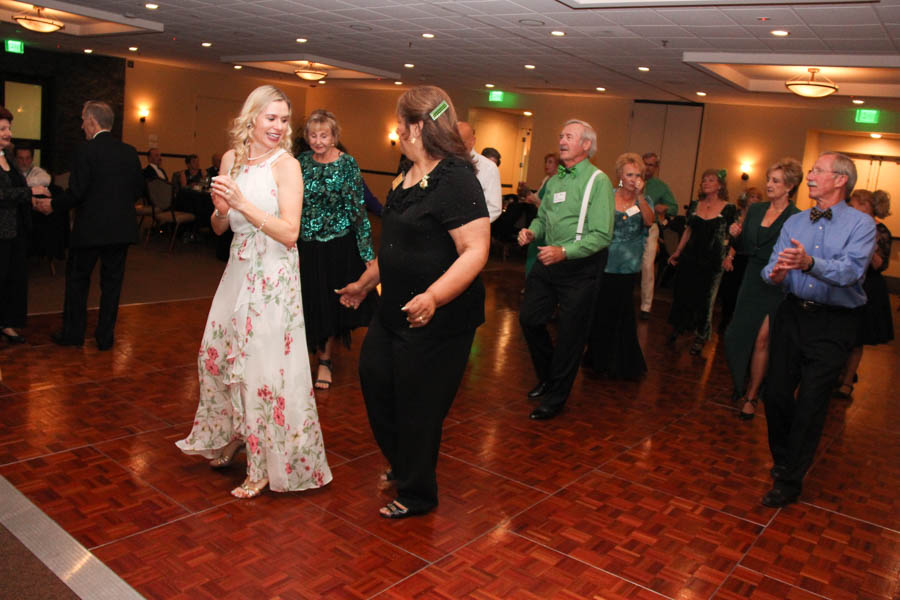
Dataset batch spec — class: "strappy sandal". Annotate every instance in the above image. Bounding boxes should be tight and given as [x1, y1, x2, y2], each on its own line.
[833, 383, 853, 399]
[738, 397, 758, 421]
[314, 358, 333, 390]
[378, 500, 432, 519]
[231, 478, 269, 499]
[209, 439, 242, 468]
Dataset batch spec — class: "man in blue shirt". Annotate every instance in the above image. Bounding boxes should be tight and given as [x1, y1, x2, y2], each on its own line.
[760, 151, 875, 508]
[518, 119, 615, 420]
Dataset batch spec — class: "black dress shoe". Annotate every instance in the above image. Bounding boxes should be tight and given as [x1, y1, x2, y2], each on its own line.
[529, 404, 563, 420]
[1, 330, 25, 344]
[51, 331, 83, 347]
[761, 487, 799, 508]
[640, 311, 650, 321]
[527, 382, 549, 399]
[769, 465, 788, 480]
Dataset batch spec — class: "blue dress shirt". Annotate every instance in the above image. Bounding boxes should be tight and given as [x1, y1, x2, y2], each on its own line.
[762, 200, 875, 308]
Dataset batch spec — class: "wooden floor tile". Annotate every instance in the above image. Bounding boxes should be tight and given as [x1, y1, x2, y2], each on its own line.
[713, 566, 826, 600]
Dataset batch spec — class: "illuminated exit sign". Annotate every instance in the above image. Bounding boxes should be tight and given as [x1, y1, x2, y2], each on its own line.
[488, 90, 504, 102]
[5, 40, 24, 54]
[854, 109, 880, 124]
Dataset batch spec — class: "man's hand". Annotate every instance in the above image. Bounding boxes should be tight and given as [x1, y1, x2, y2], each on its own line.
[537, 245, 565, 265]
[518, 228, 535, 247]
[32, 196, 52, 215]
[776, 238, 812, 272]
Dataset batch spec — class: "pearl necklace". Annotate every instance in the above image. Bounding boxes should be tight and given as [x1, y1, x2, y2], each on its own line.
[248, 146, 276, 161]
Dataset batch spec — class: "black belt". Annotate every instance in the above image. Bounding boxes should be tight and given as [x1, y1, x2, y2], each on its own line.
[786, 294, 852, 313]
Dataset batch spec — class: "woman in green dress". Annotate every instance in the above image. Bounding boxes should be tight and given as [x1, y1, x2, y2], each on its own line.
[723, 157, 802, 419]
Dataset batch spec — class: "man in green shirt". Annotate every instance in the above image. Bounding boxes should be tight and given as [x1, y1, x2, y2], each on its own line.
[640, 152, 677, 320]
[518, 119, 614, 420]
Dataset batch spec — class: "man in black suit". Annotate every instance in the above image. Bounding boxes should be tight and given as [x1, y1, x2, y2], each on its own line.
[143, 147, 168, 182]
[35, 101, 143, 350]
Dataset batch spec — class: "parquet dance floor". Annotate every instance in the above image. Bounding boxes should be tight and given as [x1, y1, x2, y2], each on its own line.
[1, 266, 898, 599]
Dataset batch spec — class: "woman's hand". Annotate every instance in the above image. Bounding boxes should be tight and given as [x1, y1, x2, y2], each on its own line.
[634, 176, 645, 194]
[729, 222, 742, 238]
[402, 290, 436, 328]
[668, 252, 680, 266]
[31, 185, 50, 197]
[211, 175, 247, 212]
[723, 254, 734, 272]
[336, 281, 368, 309]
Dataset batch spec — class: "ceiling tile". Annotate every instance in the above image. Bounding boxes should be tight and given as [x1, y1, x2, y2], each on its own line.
[656, 8, 735, 26]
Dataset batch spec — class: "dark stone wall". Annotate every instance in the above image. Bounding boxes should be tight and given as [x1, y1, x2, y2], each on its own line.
[0, 47, 125, 174]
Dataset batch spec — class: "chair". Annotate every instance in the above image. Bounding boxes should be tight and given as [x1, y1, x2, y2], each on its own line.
[145, 178, 195, 251]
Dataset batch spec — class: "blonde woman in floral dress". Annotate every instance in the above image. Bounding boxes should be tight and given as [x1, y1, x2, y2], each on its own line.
[177, 85, 331, 498]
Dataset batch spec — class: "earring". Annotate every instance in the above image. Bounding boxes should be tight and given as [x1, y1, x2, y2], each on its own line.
[618, 179, 623, 187]
[409, 136, 417, 144]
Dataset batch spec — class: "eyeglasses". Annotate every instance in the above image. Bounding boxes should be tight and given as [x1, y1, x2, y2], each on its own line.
[808, 167, 837, 175]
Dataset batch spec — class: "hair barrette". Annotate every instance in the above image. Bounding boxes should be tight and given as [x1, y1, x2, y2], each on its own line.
[429, 100, 449, 121]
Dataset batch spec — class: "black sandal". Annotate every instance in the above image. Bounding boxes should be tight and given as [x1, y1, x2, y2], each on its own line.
[314, 358, 333, 390]
[738, 397, 758, 420]
[379, 500, 432, 519]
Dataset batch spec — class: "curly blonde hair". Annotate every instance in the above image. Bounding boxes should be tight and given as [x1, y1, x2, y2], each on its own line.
[228, 85, 293, 177]
[873, 190, 892, 219]
[615, 152, 644, 180]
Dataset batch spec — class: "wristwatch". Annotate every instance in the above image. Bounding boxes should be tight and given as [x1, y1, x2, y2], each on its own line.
[802, 256, 815, 273]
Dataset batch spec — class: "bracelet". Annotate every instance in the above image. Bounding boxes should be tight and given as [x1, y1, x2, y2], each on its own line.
[214, 209, 228, 219]
[256, 213, 269, 232]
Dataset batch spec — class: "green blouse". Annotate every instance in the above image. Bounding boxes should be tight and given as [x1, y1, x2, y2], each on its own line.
[298, 151, 375, 262]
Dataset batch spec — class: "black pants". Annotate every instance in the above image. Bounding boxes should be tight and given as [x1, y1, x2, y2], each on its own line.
[764, 296, 859, 496]
[62, 244, 129, 346]
[0, 235, 27, 329]
[519, 249, 607, 409]
[359, 317, 475, 512]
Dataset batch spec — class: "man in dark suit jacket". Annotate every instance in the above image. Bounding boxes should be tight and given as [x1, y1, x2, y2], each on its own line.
[35, 101, 143, 350]
[143, 147, 168, 182]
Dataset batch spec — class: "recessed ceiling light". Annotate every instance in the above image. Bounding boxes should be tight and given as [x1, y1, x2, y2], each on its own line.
[523, 111, 533, 116]
[696, 91, 707, 96]
[485, 83, 495, 88]
[83, 48, 93, 54]
[551, 31, 565, 37]
[524, 64, 536, 69]
[145, 3, 158, 9]
[638, 66, 650, 72]
[518, 19, 545, 26]
[404, 63, 414, 68]
[350, 24, 372, 31]
[421, 33, 434, 38]
[128, 46, 138, 52]
[596, 87, 606, 92]
[870, 133, 882, 139]
[233, 65, 242, 70]
[852, 98, 865, 104]
[296, 38, 307, 43]
[201, 42, 212, 47]
[770, 30, 790, 37]
[757, 16, 770, 21]
[318, 80, 326, 85]
[394, 81, 403, 85]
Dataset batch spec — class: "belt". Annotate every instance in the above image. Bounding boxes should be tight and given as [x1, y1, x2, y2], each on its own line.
[786, 294, 851, 313]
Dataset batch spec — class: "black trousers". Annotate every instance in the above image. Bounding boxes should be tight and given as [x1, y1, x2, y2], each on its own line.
[519, 249, 607, 409]
[359, 317, 475, 512]
[764, 296, 859, 495]
[62, 244, 129, 346]
[0, 235, 27, 329]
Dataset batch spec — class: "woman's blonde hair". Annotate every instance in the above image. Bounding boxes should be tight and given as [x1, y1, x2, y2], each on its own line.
[615, 152, 644, 180]
[305, 109, 340, 144]
[766, 157, 803, 200]
[228, 85, 293, 177]
[873, 189, 892, 219]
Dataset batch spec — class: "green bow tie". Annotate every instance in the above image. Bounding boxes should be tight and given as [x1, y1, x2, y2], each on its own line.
[557, 165, 576, 178]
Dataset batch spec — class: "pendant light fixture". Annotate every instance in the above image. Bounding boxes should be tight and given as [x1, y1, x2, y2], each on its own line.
[785, 68, 838, 98]
[13, 6, 64, 33]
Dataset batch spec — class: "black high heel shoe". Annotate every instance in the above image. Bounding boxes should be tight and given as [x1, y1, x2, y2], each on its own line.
[1, 329, 25, 344]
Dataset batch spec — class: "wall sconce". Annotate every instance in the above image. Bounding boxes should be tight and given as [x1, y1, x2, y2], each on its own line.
[138, 107, 150, 123]
[388, 131, 399, 146]
[740, 162, 751, 181]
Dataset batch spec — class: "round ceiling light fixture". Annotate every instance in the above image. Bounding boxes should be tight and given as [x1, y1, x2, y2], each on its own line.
[13, 6, 64, 33]
[785, 67, 837, 98]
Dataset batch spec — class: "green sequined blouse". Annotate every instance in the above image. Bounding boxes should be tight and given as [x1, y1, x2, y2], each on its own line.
[298, 151, 375, 262]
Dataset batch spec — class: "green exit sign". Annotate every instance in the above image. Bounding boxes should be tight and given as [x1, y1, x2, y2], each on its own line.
[855, 109, 880, 124]
[5, 40, 24, 54]
[488, 90, 504, 102]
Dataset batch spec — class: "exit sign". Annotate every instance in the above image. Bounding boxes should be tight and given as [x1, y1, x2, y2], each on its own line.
[5, 40, 24, 54]
[855, 109, 880, 124]
[488, 90, 504, 102]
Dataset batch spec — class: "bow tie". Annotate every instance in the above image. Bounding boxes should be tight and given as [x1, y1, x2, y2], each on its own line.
[558, 165, 576, 178]
[809, 207, 832, 222]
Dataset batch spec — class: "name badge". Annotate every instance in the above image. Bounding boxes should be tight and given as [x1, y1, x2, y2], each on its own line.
[625, 205, 640, 217]
[553, 191, 566, 204]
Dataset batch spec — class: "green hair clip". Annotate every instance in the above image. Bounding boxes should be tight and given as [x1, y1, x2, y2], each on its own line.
[717, 168, 727, 180]
[430, 100, 449, 121]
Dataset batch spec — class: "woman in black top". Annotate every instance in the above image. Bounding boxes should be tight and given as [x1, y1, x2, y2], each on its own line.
[0, 106, 49, 344]
[338, 86, 490, 519]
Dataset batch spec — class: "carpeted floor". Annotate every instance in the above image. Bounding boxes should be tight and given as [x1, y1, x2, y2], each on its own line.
[0, 524, 79, 600]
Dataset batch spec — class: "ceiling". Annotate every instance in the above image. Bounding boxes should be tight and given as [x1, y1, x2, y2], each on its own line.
[1, 0, 900, 109]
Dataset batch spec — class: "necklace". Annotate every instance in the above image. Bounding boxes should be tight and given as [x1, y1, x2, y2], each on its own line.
[248, 146, 276, 161]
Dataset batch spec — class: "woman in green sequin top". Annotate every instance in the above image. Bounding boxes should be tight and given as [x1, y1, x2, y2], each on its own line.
[298, 109, 377, 391]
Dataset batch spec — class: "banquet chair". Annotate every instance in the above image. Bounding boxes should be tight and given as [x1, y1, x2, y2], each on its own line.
[146, 178, 195, 251]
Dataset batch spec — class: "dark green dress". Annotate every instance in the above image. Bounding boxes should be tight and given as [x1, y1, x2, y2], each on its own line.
[723, 201, 800, 398]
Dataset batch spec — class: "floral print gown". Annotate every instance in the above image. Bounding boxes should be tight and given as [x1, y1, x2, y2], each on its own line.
[176, 149, 332, 491]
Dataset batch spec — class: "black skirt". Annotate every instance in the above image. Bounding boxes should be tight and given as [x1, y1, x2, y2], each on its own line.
[857, 268, 894, 346]
[584, 272, 646, 380]
[299, 233, 377, 352]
